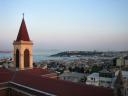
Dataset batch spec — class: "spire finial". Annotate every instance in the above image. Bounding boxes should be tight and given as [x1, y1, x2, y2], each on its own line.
[23, 13, 24, 18]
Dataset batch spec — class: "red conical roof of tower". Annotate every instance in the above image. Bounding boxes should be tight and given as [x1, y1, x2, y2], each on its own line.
[16, 17, 30, 41]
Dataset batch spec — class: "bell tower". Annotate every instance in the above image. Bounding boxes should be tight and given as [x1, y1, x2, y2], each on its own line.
[13, 15, 33, 70]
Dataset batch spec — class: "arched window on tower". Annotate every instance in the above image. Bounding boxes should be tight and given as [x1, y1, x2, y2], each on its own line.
[16, 49, 19, 68]
[24, 49, 30, 68]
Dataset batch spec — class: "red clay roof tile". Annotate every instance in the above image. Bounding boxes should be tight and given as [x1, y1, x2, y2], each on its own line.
[16, 18, 30, 41]
[12, 68, 114, 96]
[0, 68, 14, 83]
[0, 68, 114, 96]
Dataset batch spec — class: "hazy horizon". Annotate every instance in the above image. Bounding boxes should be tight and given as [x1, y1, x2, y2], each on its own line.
[0, 0, 128, 51]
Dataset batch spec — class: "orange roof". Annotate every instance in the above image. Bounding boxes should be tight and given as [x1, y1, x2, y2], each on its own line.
[0, 68, 114, 96]
[20, 68, 54, 76]
[16, 17, 30, 41]
[0, 68, 14, 83]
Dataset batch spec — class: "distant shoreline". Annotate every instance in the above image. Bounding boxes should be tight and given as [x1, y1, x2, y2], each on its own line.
[0, 51, 12, 53]
[50, 51, 128, 57]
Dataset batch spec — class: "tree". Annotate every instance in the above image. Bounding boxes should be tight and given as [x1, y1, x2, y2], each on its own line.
[80, 67, 85, 73]
[91, 65, 102, 73]
[80, 76, 87, 83]
[68, 67, 73, 72]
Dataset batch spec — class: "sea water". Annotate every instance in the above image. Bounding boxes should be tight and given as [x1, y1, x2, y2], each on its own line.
[0, 50, 80, 62]
[0, 50, 58, 62]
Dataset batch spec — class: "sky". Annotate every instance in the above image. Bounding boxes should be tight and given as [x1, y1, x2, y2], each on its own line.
[0, 0, 128, 51]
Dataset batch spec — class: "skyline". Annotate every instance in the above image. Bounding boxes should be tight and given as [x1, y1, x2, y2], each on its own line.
[0, 0, 128, 51]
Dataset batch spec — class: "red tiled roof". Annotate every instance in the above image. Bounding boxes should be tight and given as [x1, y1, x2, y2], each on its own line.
[21, 68, 58, 79]
[20, 68, 54, 76]
[12, 69, 114, 96]
[16, 18, 30, 41]
[0, 68, 14, 83]
[0, 68, 114, 96]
